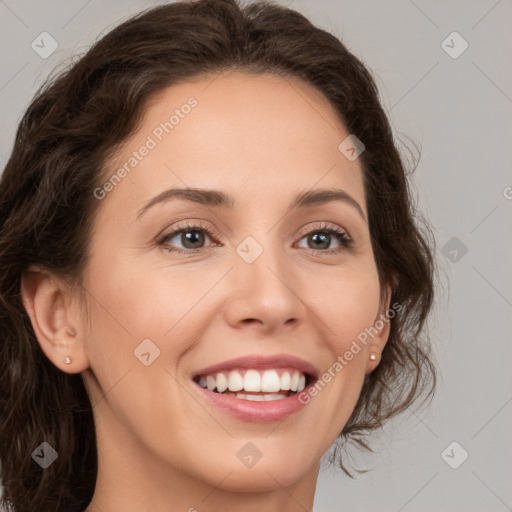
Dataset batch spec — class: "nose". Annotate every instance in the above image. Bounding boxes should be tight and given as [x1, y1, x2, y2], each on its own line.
[222, 236, 306, 333]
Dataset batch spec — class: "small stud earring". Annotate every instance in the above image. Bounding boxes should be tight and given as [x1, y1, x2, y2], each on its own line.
[369, 353, 377, 361]
[63, 355, 72, 365]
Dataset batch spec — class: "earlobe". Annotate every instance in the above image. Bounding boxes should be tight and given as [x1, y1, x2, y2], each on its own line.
[20, 264, 89, 374]
[365, 280, 394, 374]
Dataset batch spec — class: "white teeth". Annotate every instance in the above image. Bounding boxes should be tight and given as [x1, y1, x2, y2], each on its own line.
[206, 375, 216, 391]
[228, 371, 244, 392]
[253, 393, 287, 401]
[226, 392, 287, 401]
[197, 368, 309, 394]
[216, 372, 228, 393]
[237, 393, 265, 401]
[261, 370, 281, 392]
[297, 374, 306, 392]
[290, 371, 300, 392]
[243, 369, 261, 392]
[280, 371, 291, 390]
[264, 393, 287, 401]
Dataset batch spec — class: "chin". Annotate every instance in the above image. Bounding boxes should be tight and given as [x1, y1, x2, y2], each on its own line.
[214, 466, 306, 493]
[200, 451, 313, 493]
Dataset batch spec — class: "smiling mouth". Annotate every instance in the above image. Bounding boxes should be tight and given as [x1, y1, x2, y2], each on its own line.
[193, 367, 314, 401]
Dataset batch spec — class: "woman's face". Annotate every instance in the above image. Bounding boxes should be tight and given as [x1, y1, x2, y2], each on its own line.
[77, 71, 390, 493]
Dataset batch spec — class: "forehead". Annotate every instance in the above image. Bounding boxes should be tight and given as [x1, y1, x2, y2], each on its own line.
[100, 70, 366, 216]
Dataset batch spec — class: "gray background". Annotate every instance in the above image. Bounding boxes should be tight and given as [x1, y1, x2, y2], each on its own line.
[1, 1, 511, 511]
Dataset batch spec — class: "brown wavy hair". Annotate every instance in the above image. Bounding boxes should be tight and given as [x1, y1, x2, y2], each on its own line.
[0, 0, 437, 510]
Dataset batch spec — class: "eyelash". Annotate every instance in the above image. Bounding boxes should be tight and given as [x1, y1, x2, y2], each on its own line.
[157, 221, 353, 256]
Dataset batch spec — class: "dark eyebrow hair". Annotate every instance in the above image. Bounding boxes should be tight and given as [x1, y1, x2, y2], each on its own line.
[136, 187, 367, 222]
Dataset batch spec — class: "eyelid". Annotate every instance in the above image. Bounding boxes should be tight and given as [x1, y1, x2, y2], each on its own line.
[295, 221, 351, 240]
[158, 220, 351, 244]
[158, 218, 221, 242]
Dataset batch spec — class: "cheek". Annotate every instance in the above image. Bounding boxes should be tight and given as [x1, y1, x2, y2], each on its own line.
[311, 261, 381, 346]
[83, 244, 211, 340]
[302, 269, 379, 440]
[80, 248, 226, 409]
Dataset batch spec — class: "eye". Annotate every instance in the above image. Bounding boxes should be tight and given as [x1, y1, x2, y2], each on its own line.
[157, 221, 218, 255]
[295, 223, 353, 253]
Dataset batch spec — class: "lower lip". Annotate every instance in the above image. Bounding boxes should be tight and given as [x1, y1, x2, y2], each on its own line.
[193, 382, 312, 422]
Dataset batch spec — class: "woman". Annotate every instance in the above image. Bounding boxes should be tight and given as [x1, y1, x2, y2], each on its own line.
[0, 0, 437, 510]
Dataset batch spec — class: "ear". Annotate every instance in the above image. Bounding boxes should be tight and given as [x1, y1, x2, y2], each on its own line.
[365, 278, 395, 374]
[20, 264, 90, 374]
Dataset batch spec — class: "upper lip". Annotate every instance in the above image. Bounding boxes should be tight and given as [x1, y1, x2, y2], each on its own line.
[192, 353, 319, 379]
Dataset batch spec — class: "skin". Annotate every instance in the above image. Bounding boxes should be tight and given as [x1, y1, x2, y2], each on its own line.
[21, 70, 391, 512]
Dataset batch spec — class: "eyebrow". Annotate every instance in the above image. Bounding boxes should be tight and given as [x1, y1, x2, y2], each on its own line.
[136, 187, 366, 221]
